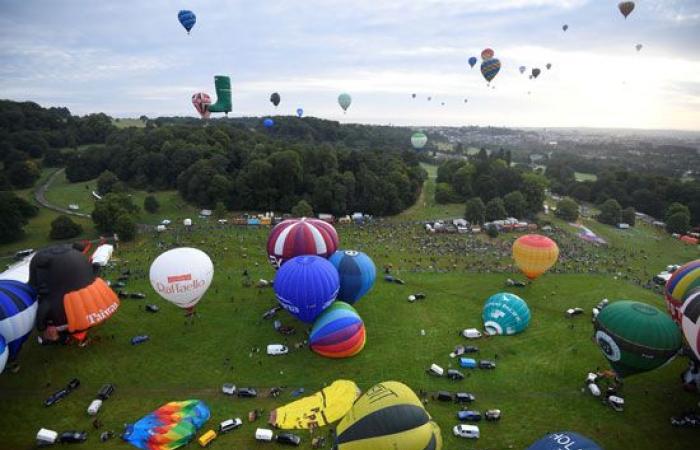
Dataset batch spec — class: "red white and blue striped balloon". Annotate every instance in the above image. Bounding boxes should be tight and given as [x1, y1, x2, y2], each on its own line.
[267, 218, 339, 268]
[329, 250, 376, 304]
[0, 280, 38, 361]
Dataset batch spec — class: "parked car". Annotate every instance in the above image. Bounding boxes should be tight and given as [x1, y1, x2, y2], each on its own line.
[222, 384, 236, 395]
[267, 344, 289, 355]
[427, 363, 444, 376]
[485, 409, 502, 421]
[238, 387, 257, 398]
[435, 391, 453, 402]
[219, 418, 243, 433]
[447, 369, 465, 381]
[457, 410, 482, 422]
[566, 307, 584, 317]
[459, 358, 477, 369]
[461, 328, 482, 339]
[198, 430, 217, 447]
[277, 432, 302, 446]
[455, 392, 475, 403]
[255, 428, 274, 442]
[130, 292, 146, 299]
[453, 424, 480, 439]
[479, 360, 496, 370]
[58, 431, 87, 443]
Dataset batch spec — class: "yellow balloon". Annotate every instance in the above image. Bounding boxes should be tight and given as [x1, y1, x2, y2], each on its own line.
[512, 234, 559, 280]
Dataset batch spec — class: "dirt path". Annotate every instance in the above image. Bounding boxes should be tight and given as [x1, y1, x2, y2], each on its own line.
[34, 168, 91, 218]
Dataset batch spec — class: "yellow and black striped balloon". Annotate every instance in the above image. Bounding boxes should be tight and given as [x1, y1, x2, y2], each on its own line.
[334, 381, 442, 450]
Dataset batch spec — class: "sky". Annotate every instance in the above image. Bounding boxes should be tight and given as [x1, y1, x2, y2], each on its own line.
[1, 0, 699, 130]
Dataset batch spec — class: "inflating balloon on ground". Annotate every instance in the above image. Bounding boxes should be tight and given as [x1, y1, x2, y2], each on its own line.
[0, 279, 37, 363]
[269, 380, 360, 429]
[482, 292, 531, 336]
[310, 302, 366, 358]
[149, 247, 214, 314]
[267, 217, 339, 268]
[273, 255, 339, 323]
[329, 250, 376, 304]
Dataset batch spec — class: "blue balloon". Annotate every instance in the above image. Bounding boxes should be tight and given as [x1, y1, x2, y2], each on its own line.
[329, 250, 376, 304]
[296, 108, 304, 118]
[482, 292, 530, 336]
[0, 280, 38, 361]
[468, 56, 478, 68]
[178, 10, 196, 33]
[263, 118, 275, 128]
[527, 432, 603, 450]
[0, 335, 8, 374]
[274, 255, 339, 323]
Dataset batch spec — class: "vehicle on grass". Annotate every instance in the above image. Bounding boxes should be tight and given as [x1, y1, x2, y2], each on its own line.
[238, 387, 257, 398]
[485, 409, 502, 421]
[58, 431, 87, 443]
[457, 410, 482, 422]
[447, 369, 465, 380]
[219, 418, 242, 433]
[277, 432, 302, 446]
[435, 391, 453, 402]
[455, 392, 475, 403]
[222, 384, 236, 395]
[427, 363, 444, 376]
[255, 428, 274, 441]
[198, 430, 217, 447]
[267, 344, 289, 355]
[461, 328, 482, 339]
[453, 424, 480, 439]
[479, 360, 496, 369]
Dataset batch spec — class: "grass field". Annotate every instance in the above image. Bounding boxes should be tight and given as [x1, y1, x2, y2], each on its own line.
[1, 165, 699, 450]
[113, 118, 146, 129]
[575, 172, 598, 182]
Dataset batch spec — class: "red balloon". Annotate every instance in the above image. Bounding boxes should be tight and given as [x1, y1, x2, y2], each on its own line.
[481, 48, 495, 60]
[191, 92, 211, 119]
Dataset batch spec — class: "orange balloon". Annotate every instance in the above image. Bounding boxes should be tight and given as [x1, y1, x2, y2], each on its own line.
[512, 234, 559, 280]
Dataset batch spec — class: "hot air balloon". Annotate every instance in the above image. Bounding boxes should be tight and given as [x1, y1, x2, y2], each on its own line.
[123, 400, 210, 450]
[0, 335, 7, 374]
[269, 380, 360, 429]
[665, 260, 700, 324]
[296, 108, 304, 118]
[270, 92, 281, 107]
[149, 247, 214, 314]
[464, 98, 468, 103]
[527, 432, 602, 450]
[440, 102, 445, 106]
[338, 93, 352, 113]
[480, 58, 501, 83]
[468, 56, 478, 68]
[618, 1, 635, 19]
[410, 132, 428, 151]
[562, 24, 569, 32]
[0, 280, 36, 366]
[329, 251, 376, 303]
[427, 96, 432, 101]
[594, 301, 682, 377]
[532, 68, 541, 79]
[263, 118, 274, 128]
[28, 246, 119, 342]
[681, 289, 700, 362]
[207, 76, 232, 115]
[635, 44, 643, 52]
[267, 218, 339, 268]
[273, 255, 339, 323]
[481, 48, 494, 60]
[411, 93, 416, 98]
[335, 381, 443, 450]
[178, 10, 196, 34]
[546, 63, 552, 70]
[519, 66, 526, 74]
[512, 234, 559, 280]
[310, 302, 366, 358]
[191, 92, 211, 119]
[482, 292, 531, 336]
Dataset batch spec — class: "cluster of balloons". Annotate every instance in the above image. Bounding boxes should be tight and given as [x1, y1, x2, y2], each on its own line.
[512, 234, 560, 280]
[149, 247, 214, 314]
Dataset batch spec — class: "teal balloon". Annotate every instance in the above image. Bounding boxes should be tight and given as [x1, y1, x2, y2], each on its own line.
[482, 292, 531, 336]
[338, 93, 352, 112]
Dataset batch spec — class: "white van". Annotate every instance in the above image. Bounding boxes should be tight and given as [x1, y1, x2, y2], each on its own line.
[427, 363, 444, 376]
[255, 428, 274, 442]
[266, 344, 289, 355]
[461, 328, 482, 339]
[453, 424, 480, 439]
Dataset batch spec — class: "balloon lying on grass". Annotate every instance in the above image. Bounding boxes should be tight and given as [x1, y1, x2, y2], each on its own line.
[310, 302, 366, 358]
[410, 132, 428, 151]
[483, 292, 531, 336]
[149, 248, 214, 313]
[191, 92, 211, 119]
[274, 255, 339, 323]
[665, 259, 700, 324]
[178, 10, 196, 34]
[29, 245, 119, 335]
[123, 400, 210, 450]
[267, 217, 339, 268]
[512, 234, 559, 280]
[0, 335, 7, 374]
[593, 301, 682, 377]
[527, 431, 603, 450]
[681, 289, 700, 362]
[329, 250, 376, 304]
[269, 379, 360, 429]
[0, 280, 37, 363]
[335, 381, 443, 450]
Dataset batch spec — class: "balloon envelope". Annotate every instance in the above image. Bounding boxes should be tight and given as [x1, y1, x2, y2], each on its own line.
[481, 48, 494, 60]
[191, 92, 211, 119]
[532, 68, 541, 78]
[267, 218, 339, 267]
[527, 432, 602, 450]
[681, 289, 700, 362]
[296, 108, 304, 118]
[329, 251, 376, 304]
[665, 260, 700, 324]
[562, 24, 569, 31]
[310, 302, 366, 358]
[636, 44, 643, 51]
[410, 132, 428, 150]
[546, 63, 552, 70]
[483, 292, 531, 336]
[519, 66, 526, 74]
[269, 380, 360, 429]
[149, 248, 214, 309]
[207, 75, 232, 114]
[270, 92, 281, 107]
[468, 56, 478, 68]
[618, 1, 635, 18]
[0, 280, 36, 361]
[338, 93, 352, 112]
[123, 400, 210, 450]
[480, 58, 501, 83]
[274, 256, 339, 323]
[0, 335, 7, 374]
[512, 234, 559, 280]
[594, 301, 682, 377]
[263, 118, 274, 128]
[335, 381, 443, 450]
[178, 10, 196, 33]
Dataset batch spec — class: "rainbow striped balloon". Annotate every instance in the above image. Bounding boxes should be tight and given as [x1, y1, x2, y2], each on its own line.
[310, 302, 366, 359]
[665, 259, 700, 324]
[512, 234, 559, 280]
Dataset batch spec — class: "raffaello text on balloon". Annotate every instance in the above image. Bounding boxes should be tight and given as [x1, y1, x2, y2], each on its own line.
[156, 278, 206, 295]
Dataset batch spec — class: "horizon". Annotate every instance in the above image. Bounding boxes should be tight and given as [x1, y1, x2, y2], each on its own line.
[1, 0, 699, 131]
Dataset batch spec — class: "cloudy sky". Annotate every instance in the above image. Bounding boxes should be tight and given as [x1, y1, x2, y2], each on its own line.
[1, 0, 699, 129]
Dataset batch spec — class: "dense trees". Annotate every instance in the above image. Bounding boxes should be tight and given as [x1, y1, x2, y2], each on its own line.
[144, 195, 160, 213]
[464, 197, 486, 225]
[665, 203, 691, 234]
[485, 198, 507, 221]
[621, 207, 636, 226]
[0, 192, 38, 243]
[50, 215, 83, 239]
[291, 199, 314, 217]
[556, 198, 580, 222]
[92, 194, 139, 239]
[598, 199, 622, 226]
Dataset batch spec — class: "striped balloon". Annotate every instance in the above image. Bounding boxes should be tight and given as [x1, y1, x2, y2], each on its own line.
[665, 260, 700, 324]
[0, 335, 8, 374]
[681, 289, 700, 361]
[0, 280, 38, 361]
[310, 302, 366, 358]
[329, 251, 376, 304]
[191, 92, 211, 119]
[512, 234, 559, 280]
[267, 218, 339, 268]
[480, 58, 501, 83]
